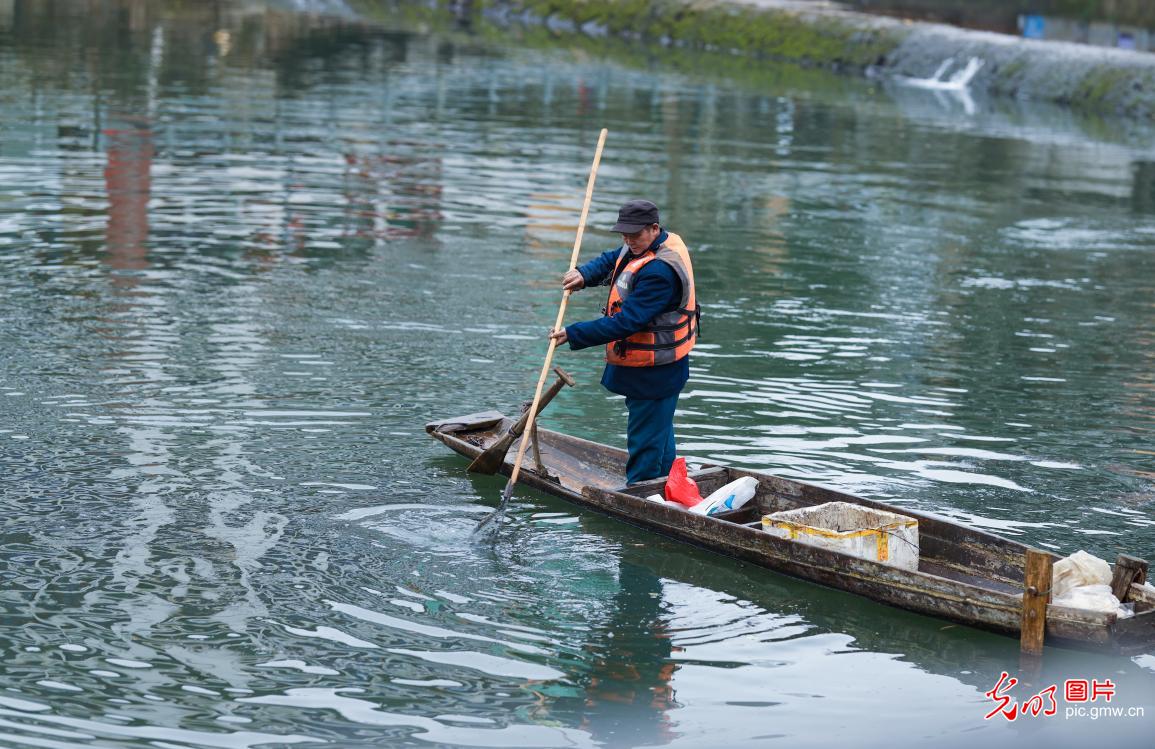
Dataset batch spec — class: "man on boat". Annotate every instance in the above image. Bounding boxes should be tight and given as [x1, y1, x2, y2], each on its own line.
[549, 199, 699, 486]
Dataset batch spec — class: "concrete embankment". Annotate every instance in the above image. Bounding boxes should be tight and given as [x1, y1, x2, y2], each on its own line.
[466, 0, 1155, 119]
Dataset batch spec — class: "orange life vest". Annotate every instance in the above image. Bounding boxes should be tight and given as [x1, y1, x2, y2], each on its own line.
[604, 232, 699, 367]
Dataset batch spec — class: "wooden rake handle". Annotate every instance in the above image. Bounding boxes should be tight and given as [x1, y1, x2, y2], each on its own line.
[505, 128, 607, 490]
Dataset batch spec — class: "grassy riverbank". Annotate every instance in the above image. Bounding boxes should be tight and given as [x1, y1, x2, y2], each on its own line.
[495, 0, 904, 69]
[345, 0, 1155, 121]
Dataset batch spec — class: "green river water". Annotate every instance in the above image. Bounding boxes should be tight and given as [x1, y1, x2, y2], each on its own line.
[0, 2, 1153, 747]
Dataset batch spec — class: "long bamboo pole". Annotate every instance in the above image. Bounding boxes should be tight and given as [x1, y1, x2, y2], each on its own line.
[476, 128, 607, 531]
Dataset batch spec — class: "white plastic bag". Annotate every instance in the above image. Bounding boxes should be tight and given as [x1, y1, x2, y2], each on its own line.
[690, 476, 759, 516]
[1052, 583, 1120, 614]
[1051, 550, 1112, 600]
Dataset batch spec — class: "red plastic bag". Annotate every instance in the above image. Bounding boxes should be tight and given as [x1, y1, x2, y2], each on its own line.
[663, 457, 702, 507]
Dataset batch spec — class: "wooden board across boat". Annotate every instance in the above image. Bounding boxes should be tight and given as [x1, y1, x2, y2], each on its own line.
[427, 410, 1155, 655]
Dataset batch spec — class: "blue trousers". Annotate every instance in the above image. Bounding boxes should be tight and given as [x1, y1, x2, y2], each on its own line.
[625, 393, 679, 485]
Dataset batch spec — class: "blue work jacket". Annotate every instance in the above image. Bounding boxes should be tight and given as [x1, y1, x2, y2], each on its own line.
[565, 230, 690, 400]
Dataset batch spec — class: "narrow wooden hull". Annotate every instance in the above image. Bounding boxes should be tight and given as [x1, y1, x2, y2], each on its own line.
[427, 411, 1155, 655]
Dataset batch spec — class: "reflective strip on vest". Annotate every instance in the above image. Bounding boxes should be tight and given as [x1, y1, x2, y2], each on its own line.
[604, 232, 698, 368]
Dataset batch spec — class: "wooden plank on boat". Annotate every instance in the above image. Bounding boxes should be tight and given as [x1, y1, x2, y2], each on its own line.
[581, 485, 1024, 635]
[1020, 549, 1052, 655]
[1111, 554, 1149, 602]
[426, 410, 506, 435]
[1110, 607, 1155, 655]
[1044, 603, 1116, 649]
[1129, 581, 1155, 606]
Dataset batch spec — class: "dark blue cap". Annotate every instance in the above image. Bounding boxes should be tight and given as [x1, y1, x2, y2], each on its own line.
[611, 199, 660, 233]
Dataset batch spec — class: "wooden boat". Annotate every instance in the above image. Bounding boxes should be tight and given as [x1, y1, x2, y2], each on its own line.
[427, 410, 1155, 655]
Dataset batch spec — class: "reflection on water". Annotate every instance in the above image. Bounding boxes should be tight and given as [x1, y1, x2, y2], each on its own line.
[0, 0, 1154, 747]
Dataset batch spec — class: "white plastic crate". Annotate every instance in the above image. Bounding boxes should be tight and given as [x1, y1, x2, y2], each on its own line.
[762, 501, 920, 571]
